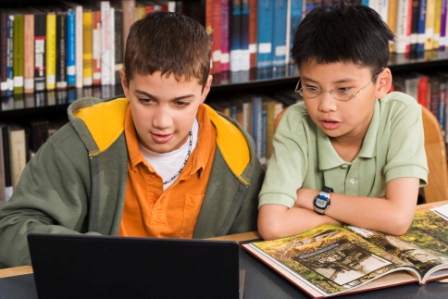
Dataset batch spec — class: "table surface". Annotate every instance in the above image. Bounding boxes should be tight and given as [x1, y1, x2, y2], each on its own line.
[1, 201, 448, 299]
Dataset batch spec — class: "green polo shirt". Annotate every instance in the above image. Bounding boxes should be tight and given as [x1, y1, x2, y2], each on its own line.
[259, 91, 428, 208]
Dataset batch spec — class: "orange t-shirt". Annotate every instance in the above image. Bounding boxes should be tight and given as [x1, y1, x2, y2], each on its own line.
[119, 104, 216, 238]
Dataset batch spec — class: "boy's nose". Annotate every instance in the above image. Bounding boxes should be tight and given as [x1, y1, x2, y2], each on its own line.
[152, 108, 173, 129]
[318, 92, 338, 112]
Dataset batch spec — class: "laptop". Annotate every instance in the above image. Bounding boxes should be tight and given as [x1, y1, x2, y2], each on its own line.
[27, 233, 241, 299]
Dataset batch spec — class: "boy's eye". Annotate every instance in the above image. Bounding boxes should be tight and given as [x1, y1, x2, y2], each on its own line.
[174, 101, 190, 107]
[305, 86, 319, 91]
[337, 87, 351, 93]
[138, 98, 155, 104]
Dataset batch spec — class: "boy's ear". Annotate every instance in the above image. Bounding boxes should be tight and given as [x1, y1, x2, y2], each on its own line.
[374, 68, 392, 99]
[120, 69, 129, 97]
[200, 75, 213, 103]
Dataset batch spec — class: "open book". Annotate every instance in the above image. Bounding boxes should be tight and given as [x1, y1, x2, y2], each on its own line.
[242, 205, 448, 298]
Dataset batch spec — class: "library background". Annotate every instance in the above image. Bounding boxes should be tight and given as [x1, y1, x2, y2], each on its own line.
[1, 0, 448, 206]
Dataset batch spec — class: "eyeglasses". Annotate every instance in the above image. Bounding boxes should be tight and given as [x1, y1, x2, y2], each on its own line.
[294, 74, 380, 102]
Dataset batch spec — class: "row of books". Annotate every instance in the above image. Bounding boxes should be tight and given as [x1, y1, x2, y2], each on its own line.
[391, 71, 448, 141]
[208, 89, 302, 165]
[0, 0, 125, 97]
[0, 118, 66, 205]
[390, 0, 448, 54]
[0, 0, 194, 98]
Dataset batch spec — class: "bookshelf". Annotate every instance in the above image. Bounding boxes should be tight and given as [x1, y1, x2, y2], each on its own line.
[1, 0, 448, 204]
[2, 50, 448, 122]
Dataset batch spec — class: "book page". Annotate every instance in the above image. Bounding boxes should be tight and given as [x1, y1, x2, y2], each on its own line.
[431, 204, 448, 220]
[347, 210, 448, 283]
[248, 225, 415, 296]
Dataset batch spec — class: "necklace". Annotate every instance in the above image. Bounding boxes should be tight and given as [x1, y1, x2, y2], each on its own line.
[163, 130, 193, 185]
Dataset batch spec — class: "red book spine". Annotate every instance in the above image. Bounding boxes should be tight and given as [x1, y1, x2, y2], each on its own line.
[212, 0, 222, 74]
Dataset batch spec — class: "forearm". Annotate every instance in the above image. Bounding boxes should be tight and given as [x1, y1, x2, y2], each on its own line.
[296, 178, 419, 235]
[257, 204, 341, 240]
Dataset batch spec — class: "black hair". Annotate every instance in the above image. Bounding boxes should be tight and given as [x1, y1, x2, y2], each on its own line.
[291, 3, 394, 75]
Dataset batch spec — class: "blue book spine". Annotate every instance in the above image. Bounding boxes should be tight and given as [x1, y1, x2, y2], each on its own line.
[290, 0, 302, 63]
[230, 0, 242, 72]
[257, 0, 274, 68]
[240, 0, 250, 70]
[66, 9, 76, 87]
[252, 95, 262, 158]
[6, 15, 13, 96]
[260, 107, 267, 164]
[273, 0, 287, 66]
[438, 81, 447, 136]
[360, 0, 369, 6]
[417, 0, 426, 52]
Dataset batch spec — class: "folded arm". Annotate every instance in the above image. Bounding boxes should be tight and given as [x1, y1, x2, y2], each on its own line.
[258, 177, 419, 240]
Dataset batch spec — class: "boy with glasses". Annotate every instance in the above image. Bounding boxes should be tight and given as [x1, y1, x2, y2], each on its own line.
[258, 3, 428, 239]
[0, 11, 264, 267]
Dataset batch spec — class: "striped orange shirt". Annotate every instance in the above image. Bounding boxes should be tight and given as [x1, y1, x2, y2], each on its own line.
[119, 104, 216, 238]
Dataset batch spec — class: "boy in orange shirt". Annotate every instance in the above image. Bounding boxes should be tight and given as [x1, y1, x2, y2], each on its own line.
[0, 11, 264, 267]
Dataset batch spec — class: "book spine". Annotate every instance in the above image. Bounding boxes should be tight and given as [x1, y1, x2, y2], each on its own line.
[205, 0, 213, 74]
[0, 11, 6, 97]
[395, 0, 411, 53]
[440, 0, 447, 50]
[249, 0, 257, 69]
[46, 12, 56, 91]
[273, 0, 287, 66]
[114, 7, 123, 85]
[256, 0, 274, 68]
[0, 126, 5, 205]
[434, 0, 442, 49]
[220, 0, 230, 71]
[1, 126, 13, 201]
[109, 7, 115, 85]
[101, 1, 111, 86]
[92, 9, 101, 85]
[425, 0, 436, 51]
[212, 0, 222, 74]
[409, 0, 420, 53]
[438, 77, 446, 136]
[13, 14, 24, 95]
[252, 95, 262, 160]
[74, 5, 83, 88]
[417, 0, 427, 52]
[240, 0, 250, 71]
[121, 0, 136, 55]
[83, 11, 93, 87]
[6, 15, 13, 95]
[8, 126, 26, 189]
[417, 76, 429, 107]
[260, 102, 267, 165]
[387, 0, 398, 52]
[34, 13, 46, 92]
[289, 0, 302, 64]
[56, 12, 67, 90]
[23, 13, 34, 94]
[66, 9, 76, 87]
[229, 0, 242, 72]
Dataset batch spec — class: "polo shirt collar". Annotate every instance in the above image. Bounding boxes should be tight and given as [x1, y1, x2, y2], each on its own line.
[318, 99, 379, 170]
[125, 104, 213, 178]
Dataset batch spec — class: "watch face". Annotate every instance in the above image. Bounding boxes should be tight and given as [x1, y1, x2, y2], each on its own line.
[315, 196, 328, 208]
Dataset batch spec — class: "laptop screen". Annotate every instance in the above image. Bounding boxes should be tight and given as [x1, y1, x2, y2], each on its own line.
[28, 233, 240, 299]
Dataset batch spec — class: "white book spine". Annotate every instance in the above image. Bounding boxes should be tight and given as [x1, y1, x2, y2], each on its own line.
[75, 5, 83, 88]
[101, 1, 111, 85]
[109, 7, 115, 85]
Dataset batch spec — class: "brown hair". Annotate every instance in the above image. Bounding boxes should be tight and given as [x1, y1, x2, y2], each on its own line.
[124, 11, 211, 87]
